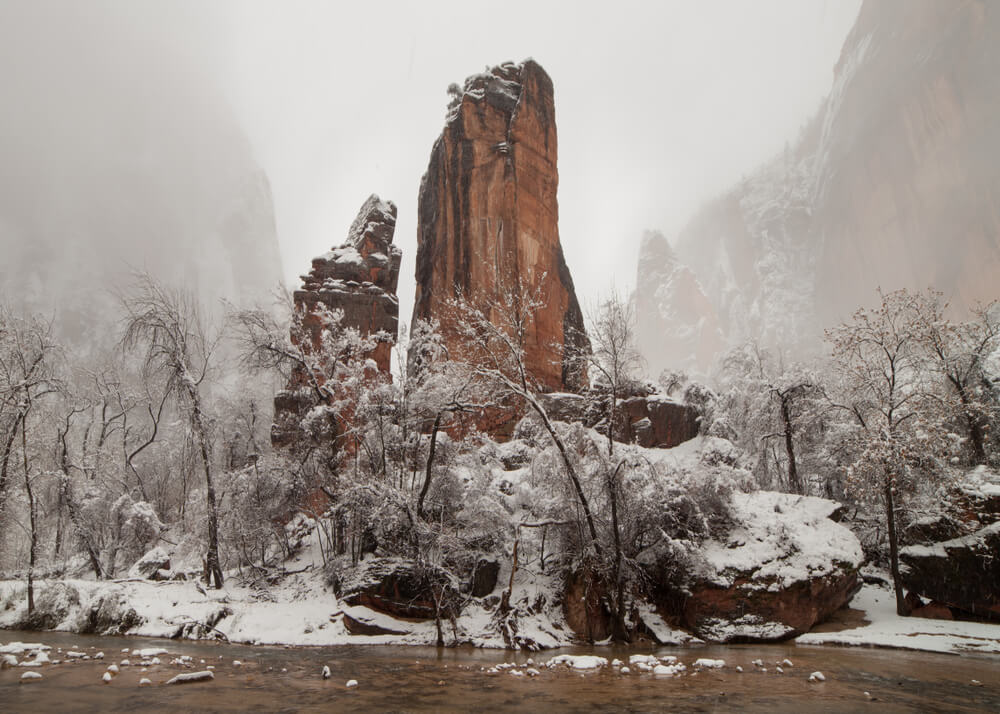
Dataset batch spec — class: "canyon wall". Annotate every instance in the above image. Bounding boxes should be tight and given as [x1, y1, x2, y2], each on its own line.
[642, 0, 1000, 372]
[0, 2, 284, 345]
[811, 0, 1000, 327]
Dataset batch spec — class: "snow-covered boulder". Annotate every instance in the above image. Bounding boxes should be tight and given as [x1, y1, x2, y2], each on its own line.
[18, 582, 80, 630]
[339, 558, 456, 620]
[536, 388, 701, 450]
[901, 522, 1000, 621]
[128, 547, 171, 580]
[898, 467, 1000, 620]
[666, 492, 863, 642]
[957, 467, 1000, 524]
[75, 585, 144, 635]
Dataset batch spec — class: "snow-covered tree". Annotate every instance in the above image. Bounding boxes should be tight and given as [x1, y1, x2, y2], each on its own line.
[827, 288, 946, 616]
[579, 291, 644, 457]
[447, 279, 603, 560]
[0, 308, 62, 613]
[713, 341, 828, 494]
[913, 291, 999, 466]
[121, 273, 226, 588]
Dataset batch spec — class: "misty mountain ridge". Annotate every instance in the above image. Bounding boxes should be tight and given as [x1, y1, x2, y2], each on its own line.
[637, 0, 1000, 373]
[0, 1, 283, 346]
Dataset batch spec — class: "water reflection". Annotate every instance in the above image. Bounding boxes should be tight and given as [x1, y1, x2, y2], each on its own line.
[1, 630, 998, 713]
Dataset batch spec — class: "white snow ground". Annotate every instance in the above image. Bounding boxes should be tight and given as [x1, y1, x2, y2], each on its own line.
[797, 584, 1000, 656]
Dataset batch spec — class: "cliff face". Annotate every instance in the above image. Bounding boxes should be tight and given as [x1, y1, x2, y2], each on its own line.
[272, 195, 401, 450]
[413, 60, 588, 392]
[811, 0, 1000, 326]
[651, 0, 1000, 370]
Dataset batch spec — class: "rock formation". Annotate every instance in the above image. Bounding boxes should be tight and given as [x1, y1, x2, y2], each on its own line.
[634, 231, 725, 378]
[648, 0, 1000, 368]
[901, 523, 1000, 621]
[295, 194, 402, 373]
[413, 60, 589, 393]
[900, 467, 1000, 620]
[538, 388, 701, 450]
[272, 195, 401, 449]
[810, 0, 1000, 327]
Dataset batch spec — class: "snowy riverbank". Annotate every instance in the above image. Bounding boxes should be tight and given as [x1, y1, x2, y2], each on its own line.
[796, 584, 1000, 656]
[4, 573, 999, 658]
[0, 559, 580, 650]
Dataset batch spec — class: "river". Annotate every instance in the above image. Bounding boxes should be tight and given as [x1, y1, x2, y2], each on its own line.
[1, 630, 997, 713]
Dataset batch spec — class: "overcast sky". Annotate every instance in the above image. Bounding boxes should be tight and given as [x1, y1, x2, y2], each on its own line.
[218, 0, 861, 325]
[4, 0, 862, 327]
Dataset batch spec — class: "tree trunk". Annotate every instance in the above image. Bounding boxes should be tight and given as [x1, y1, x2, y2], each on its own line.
[780, 397, 802, 493]
[957, 387, 988, 465]
[607, 393, 616, 457]
[188, 385, 223, 589]
[53, 493, 64, 559]
[0, 417, 19, 514]
[525, 397, 602, 558]
[608, 464, 629, 642]
[500, 535, 519, 615]
[884, 480, 910, 616]
[22, 418, 36, 615]
[59, 427, 104, 579]
[58, 473, 104, 579]
[417, 413, 442, 520]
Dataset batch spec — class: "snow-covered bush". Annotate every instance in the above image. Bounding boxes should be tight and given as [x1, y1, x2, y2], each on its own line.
[221, 454, 302, 574]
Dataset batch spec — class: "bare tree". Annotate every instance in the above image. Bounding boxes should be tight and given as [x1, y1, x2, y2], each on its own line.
[0, 308, 61, 613]
[120, 274, 225, 588]
[405, 318, 496, 520]
[232, 296, 375, 454]
[766, 378, 822, 494]
[914, 291, 999, 465]
[55, 406, 105, 577]
[827, 288, 941, 616]
[714, 342, 827, 494]
[580, 291, 644, 456]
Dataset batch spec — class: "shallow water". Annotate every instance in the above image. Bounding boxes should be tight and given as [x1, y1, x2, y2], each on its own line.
[1, 630, 998, 713]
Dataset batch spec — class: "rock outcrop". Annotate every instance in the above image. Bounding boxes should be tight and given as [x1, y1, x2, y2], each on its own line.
[655, 492, 863, 642]
[413, 60, 589, 394]
[653, 0, 1000, 366]
[537, 390, 701, 450]
[339, 558, 455, 621]
[272, 195, 401, 450]
[295, 194, 401, 373]
[811, 0, 1000, 328]
[900, 467, 1000, 620]
[617, 396, 701, 449]
[901, 523, 1000, 621]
